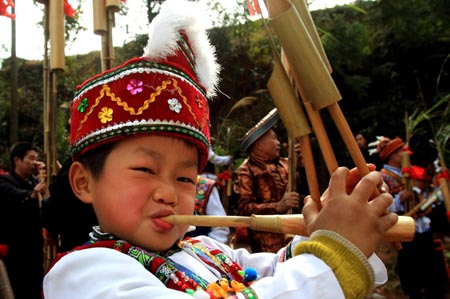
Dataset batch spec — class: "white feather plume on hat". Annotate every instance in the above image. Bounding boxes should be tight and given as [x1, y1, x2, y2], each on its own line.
[142, 0, 220, 98]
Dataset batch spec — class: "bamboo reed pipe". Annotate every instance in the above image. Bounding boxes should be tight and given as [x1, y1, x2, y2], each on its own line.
[289, 0, 332, 72]
[298, 135, 321, 205]
[303, 101, 338, 173]
[49, 0, 65, 71]
[327, 103, 370, 175]
[93, 0, 107, 35]
[267, 0, 341, 110]
[164, 214, 415, 242]
[268, 57, 321, 205]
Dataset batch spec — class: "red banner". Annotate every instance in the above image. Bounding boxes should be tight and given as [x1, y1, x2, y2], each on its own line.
[246, 0, 261, 17]
[64, 0, 75, 17]
[0, 0, 15, 19]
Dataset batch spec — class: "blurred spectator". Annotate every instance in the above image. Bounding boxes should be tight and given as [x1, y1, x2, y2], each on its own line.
[0, 142, 46, 299]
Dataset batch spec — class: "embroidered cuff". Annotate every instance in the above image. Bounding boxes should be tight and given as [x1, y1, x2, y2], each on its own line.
[293, 230, 374, 299]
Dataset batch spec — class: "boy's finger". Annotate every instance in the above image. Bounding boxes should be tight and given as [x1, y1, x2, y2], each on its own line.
[378, 213, 399, 233]
[327, 167, 349, 198]
[351, 171, 381, 202]
[302, 196, 319, 231]
[369, 193, 394, 216]
[346, 164, 376, 191]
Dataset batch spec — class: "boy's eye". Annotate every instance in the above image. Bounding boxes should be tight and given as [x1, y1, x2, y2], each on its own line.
[134, 167, 156, 175]
[177, 177, 196, 185]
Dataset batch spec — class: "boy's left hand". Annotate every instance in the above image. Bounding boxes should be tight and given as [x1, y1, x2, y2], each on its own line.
[302, 167, 398, 257]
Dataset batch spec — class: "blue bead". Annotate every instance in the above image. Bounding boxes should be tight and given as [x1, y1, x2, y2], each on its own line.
[243, 268, 258, 282]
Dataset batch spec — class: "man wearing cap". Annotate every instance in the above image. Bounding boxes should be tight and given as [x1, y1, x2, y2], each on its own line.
[236, 108, 302, 253]
[377, 137, 414, 213]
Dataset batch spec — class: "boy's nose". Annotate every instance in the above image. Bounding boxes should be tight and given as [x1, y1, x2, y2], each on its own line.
[152, 181, 177, 206]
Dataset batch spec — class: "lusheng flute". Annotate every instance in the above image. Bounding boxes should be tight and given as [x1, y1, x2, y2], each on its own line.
[406, 189, 441, 217]
[162, 214, 415, 242]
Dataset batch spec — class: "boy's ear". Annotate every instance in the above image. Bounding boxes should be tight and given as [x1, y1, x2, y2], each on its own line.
[69, 161, 94, 204]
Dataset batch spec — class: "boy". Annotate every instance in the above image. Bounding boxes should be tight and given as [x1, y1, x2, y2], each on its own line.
[43, 0, 397, 298]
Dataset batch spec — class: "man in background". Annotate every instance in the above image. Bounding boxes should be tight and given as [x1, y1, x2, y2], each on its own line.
[0, 142, 46, 299]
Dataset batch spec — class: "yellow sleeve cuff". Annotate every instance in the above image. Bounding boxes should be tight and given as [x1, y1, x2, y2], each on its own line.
[293, 230, 374, 299]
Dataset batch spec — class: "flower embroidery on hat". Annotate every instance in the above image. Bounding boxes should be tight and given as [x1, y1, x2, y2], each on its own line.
[127, 79, 143, 95]
[98, 107, 113, 123]
[77, 98, 88, 113]
[168, 98, 182, 113]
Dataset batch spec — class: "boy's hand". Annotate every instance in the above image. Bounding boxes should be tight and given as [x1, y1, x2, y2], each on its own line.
[302, 167, 398, 257]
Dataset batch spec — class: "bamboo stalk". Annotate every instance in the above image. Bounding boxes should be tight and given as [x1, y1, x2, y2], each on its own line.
[164, 214, 415, 242]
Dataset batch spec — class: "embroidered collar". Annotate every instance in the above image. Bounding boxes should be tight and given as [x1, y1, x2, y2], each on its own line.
[82, 228, 258, 298]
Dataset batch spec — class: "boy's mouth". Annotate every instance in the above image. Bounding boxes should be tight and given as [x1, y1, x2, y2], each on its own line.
[151, 210, 175, 231]
[152, 217, 174, 231]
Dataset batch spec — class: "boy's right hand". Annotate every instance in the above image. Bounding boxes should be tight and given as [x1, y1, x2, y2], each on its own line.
[302, 167, 398, 257]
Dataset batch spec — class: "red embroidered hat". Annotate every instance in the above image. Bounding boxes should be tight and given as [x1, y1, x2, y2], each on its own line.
[378, 137, 404, 161]
[70, 0, 220, 170]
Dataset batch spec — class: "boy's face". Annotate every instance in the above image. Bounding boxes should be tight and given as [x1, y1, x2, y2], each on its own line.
[74, 135, 198, 252]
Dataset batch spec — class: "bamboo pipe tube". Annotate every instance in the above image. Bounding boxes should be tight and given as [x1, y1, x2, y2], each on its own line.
[289, 0, 331, 73]
[267, 60, 310, 139]
[164, 214, 415, 242]
[49, 0, 65, 71]
[267, 60, 321, 205]
[303, 99, 338, 174]
[93, 0, 107, 35]
[327, 103, 370, 175]
[267, 0, 341, 110]
[106, 0, 121, 12]
[275, 6, 338, 174]
[267, 0, 371, 179]
[298, 135, 321, 203]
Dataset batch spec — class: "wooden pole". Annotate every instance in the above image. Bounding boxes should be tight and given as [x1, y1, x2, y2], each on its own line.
[42, 1, 51, 187]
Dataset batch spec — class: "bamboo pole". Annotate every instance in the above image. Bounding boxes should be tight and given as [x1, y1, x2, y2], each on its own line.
[42, 0, 51, 187]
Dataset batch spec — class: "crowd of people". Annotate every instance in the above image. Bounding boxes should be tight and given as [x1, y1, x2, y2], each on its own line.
[0, 0, 449, 298]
